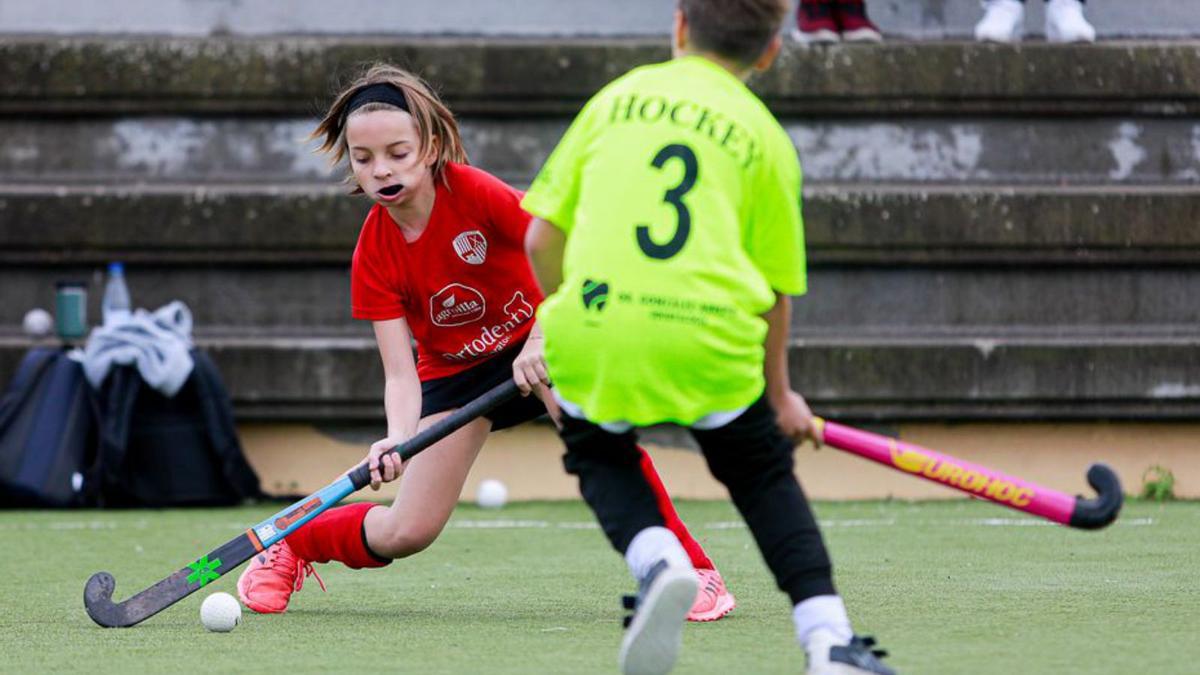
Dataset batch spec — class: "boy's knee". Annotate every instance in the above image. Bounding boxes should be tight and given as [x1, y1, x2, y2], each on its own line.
[704, 437, 795, 489]
[559, 416, 641, 475]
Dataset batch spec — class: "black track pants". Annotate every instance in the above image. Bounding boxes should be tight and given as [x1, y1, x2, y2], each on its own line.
[559, 395, 837, 604]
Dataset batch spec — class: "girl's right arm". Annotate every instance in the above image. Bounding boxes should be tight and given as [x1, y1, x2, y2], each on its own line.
[365, 317, 422, 490]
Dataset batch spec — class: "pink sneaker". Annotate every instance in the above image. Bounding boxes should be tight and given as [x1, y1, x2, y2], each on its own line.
[236, 539, 325, 614]
[687, 568, 736, 622]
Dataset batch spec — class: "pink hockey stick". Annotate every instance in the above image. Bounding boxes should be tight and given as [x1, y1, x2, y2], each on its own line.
[813, 418, 1122, 530]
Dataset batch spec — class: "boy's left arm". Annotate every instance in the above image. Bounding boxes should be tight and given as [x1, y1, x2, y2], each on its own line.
[763, 291, 822, 447]
[747, 129, 816, 445]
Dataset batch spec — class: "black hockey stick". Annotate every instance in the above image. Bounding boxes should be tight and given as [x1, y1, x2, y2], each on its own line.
[84, 379, 519, 627]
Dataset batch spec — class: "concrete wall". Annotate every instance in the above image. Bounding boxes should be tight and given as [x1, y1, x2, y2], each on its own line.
[244, 421, 1200, 500]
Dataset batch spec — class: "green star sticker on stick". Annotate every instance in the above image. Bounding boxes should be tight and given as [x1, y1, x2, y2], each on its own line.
[186, 555, 222, 587]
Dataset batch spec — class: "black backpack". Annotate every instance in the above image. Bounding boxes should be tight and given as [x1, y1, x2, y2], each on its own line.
[96, 349, 265, 507]
[0, 347, 102, 507]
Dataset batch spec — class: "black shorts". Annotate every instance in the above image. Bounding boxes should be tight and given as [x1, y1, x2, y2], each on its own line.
[419, 342, 547, 431]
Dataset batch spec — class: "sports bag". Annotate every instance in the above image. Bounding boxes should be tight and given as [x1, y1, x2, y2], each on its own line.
[0, 347, 101, 507]
[97, 349, 264, 507]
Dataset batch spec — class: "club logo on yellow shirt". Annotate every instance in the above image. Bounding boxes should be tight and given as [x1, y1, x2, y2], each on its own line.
[581, 279, 609, 311]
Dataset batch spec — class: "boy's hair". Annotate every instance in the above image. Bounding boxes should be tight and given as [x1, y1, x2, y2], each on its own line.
[312, 63, 467, 191]
[679, 0, 789, 65]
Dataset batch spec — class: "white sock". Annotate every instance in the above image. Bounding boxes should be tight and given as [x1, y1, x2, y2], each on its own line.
[793, 595, 853, 647]
[624, 526, 692, 581]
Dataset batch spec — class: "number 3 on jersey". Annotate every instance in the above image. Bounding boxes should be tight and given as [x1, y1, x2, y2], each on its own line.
[637, 144, 698, 260]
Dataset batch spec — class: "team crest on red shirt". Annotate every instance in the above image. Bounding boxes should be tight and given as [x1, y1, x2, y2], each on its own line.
[452, 230, 488, 265]
[430, 283, 486, 326]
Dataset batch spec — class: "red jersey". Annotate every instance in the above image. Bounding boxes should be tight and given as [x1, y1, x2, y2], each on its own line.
[350, 163, 544, 380]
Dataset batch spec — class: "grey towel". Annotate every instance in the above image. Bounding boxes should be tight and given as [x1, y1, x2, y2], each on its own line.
[82, 301, 195, 396]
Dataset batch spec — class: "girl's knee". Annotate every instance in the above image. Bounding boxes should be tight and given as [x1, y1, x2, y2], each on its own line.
[370, 519, 445, 559]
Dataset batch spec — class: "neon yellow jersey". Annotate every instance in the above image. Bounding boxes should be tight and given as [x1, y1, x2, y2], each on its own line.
[522, 56, 806, 426]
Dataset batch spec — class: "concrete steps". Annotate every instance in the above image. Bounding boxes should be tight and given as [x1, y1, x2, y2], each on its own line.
[5, 116, 1200, 186]
[1, 0, 1196, 40]
[3, 37, 1198, 421]
[10, 258, 1197, 334]
[3, 39, 1199, 116]
[4, 184, 1198, 330]
[3, 332, 1197, 421]
[6, 183, 1198, 260]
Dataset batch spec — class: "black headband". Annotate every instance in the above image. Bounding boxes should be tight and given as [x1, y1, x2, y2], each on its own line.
[344, 82, 410, 121]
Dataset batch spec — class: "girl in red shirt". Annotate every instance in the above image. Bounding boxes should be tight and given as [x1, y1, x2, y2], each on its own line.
[237, 64, 735, 622]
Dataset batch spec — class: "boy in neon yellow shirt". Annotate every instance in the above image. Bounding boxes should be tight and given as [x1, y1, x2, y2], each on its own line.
[523, 1, 896, 673]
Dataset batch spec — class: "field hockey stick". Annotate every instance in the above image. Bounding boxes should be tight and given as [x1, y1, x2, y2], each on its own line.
[813, 418, 1122, 530]
[84, 379, 520, 628]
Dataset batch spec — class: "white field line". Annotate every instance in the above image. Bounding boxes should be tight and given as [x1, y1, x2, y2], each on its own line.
[0, 520, 148, 531]
[0, 516, 1157, 532]
[451, 519, 553, 529]
[450, 519, 595, 530]
[952, 517, 1156, 527]
[449, 516, 1157, 530]
[708, 519, 897, 529]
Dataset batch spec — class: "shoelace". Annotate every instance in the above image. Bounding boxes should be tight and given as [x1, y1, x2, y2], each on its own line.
[621, 594, 637, 628]
[852, 635, 889, 659]
[262, 546, 326, 593]
[293, 559, 327, 593]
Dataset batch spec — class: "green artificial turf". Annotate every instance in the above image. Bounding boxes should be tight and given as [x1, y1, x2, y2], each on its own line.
[0, 499, 1195, 674]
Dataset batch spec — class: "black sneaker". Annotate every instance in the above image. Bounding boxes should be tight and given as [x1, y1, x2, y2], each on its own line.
[618, 559, 698, 675]
[806, 629, 896, 674]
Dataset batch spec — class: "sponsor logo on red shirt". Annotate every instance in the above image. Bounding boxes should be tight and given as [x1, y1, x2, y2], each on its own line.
[443, 291, 534, 362]
[430, 283, 486, 326]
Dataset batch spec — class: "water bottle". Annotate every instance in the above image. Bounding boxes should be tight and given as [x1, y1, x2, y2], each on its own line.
[102, 262, 132, 326]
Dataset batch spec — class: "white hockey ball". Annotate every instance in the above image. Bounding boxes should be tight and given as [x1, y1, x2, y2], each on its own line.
[476, 479, 508, 509]
[200, 592, 241, 632]
[22, 308, 52, 337]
